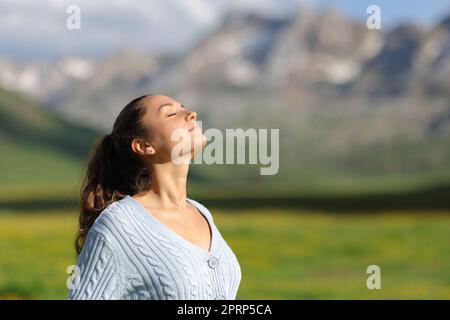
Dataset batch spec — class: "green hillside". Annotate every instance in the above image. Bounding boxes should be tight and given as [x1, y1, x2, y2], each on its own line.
[0, 88, 102, 193]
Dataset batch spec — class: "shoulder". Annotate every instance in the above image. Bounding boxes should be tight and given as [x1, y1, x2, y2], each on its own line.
[88, 196, 135, 247]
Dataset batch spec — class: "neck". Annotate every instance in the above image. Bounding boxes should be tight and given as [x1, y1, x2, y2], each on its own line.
[145, 161, 190, 209]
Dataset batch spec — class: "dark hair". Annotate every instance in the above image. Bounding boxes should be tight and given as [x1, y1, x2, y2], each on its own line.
[75, 94, 153, 255]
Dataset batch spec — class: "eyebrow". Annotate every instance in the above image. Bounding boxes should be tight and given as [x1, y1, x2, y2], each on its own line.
[158, 102, 186, 112]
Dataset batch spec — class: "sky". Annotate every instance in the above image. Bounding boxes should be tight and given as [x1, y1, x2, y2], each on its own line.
[0, 0, 449, 60]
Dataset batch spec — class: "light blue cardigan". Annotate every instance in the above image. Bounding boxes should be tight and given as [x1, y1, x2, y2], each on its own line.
[67, 195, 241, 300]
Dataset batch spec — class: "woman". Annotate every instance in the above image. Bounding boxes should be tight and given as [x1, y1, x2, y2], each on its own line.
[67, 94, 241, 300]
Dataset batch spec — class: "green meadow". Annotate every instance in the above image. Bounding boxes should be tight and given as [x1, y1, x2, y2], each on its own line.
[0, 204, 449, 299]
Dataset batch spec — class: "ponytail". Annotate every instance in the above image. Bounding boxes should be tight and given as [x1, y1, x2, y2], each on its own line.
[75, 134, 125, 255]
[75, 95, 153, 255]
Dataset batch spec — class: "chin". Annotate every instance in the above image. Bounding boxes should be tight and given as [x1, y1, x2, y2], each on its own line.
[189, 134, 207, 158]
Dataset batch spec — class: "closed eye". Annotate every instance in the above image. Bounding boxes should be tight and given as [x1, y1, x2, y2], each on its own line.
[166, 104, 185, 117]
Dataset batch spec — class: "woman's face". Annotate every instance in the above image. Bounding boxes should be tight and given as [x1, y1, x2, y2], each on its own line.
[137, 95, 207, 163]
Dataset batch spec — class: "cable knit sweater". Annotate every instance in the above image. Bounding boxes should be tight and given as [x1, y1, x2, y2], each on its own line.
[67, 195, 241, 300]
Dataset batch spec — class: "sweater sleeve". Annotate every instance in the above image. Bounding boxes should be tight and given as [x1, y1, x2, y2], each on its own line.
[67, 229, 122, 300]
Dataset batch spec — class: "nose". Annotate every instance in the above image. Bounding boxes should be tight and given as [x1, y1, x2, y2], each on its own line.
[187, 110, 197, 122]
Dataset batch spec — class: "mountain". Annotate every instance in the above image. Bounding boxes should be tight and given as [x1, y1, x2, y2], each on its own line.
[0, 49, 177, 130]
[349, 16, 450, 97]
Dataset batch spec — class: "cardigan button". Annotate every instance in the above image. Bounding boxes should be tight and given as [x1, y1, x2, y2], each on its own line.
[207, 256, 219, 269]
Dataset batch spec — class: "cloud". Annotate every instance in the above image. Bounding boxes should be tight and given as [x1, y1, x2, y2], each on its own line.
[0, 0, 303, 59]
[0, 0, 220, 59]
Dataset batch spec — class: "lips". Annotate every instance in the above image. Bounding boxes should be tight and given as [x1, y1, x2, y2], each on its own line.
[188, 124, 199, 132]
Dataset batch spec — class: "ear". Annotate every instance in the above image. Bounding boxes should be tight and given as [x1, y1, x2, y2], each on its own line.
[131, 138, 155, 156]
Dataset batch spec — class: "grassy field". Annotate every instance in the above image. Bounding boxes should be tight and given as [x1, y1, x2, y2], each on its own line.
[0, 206, 449, 299]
